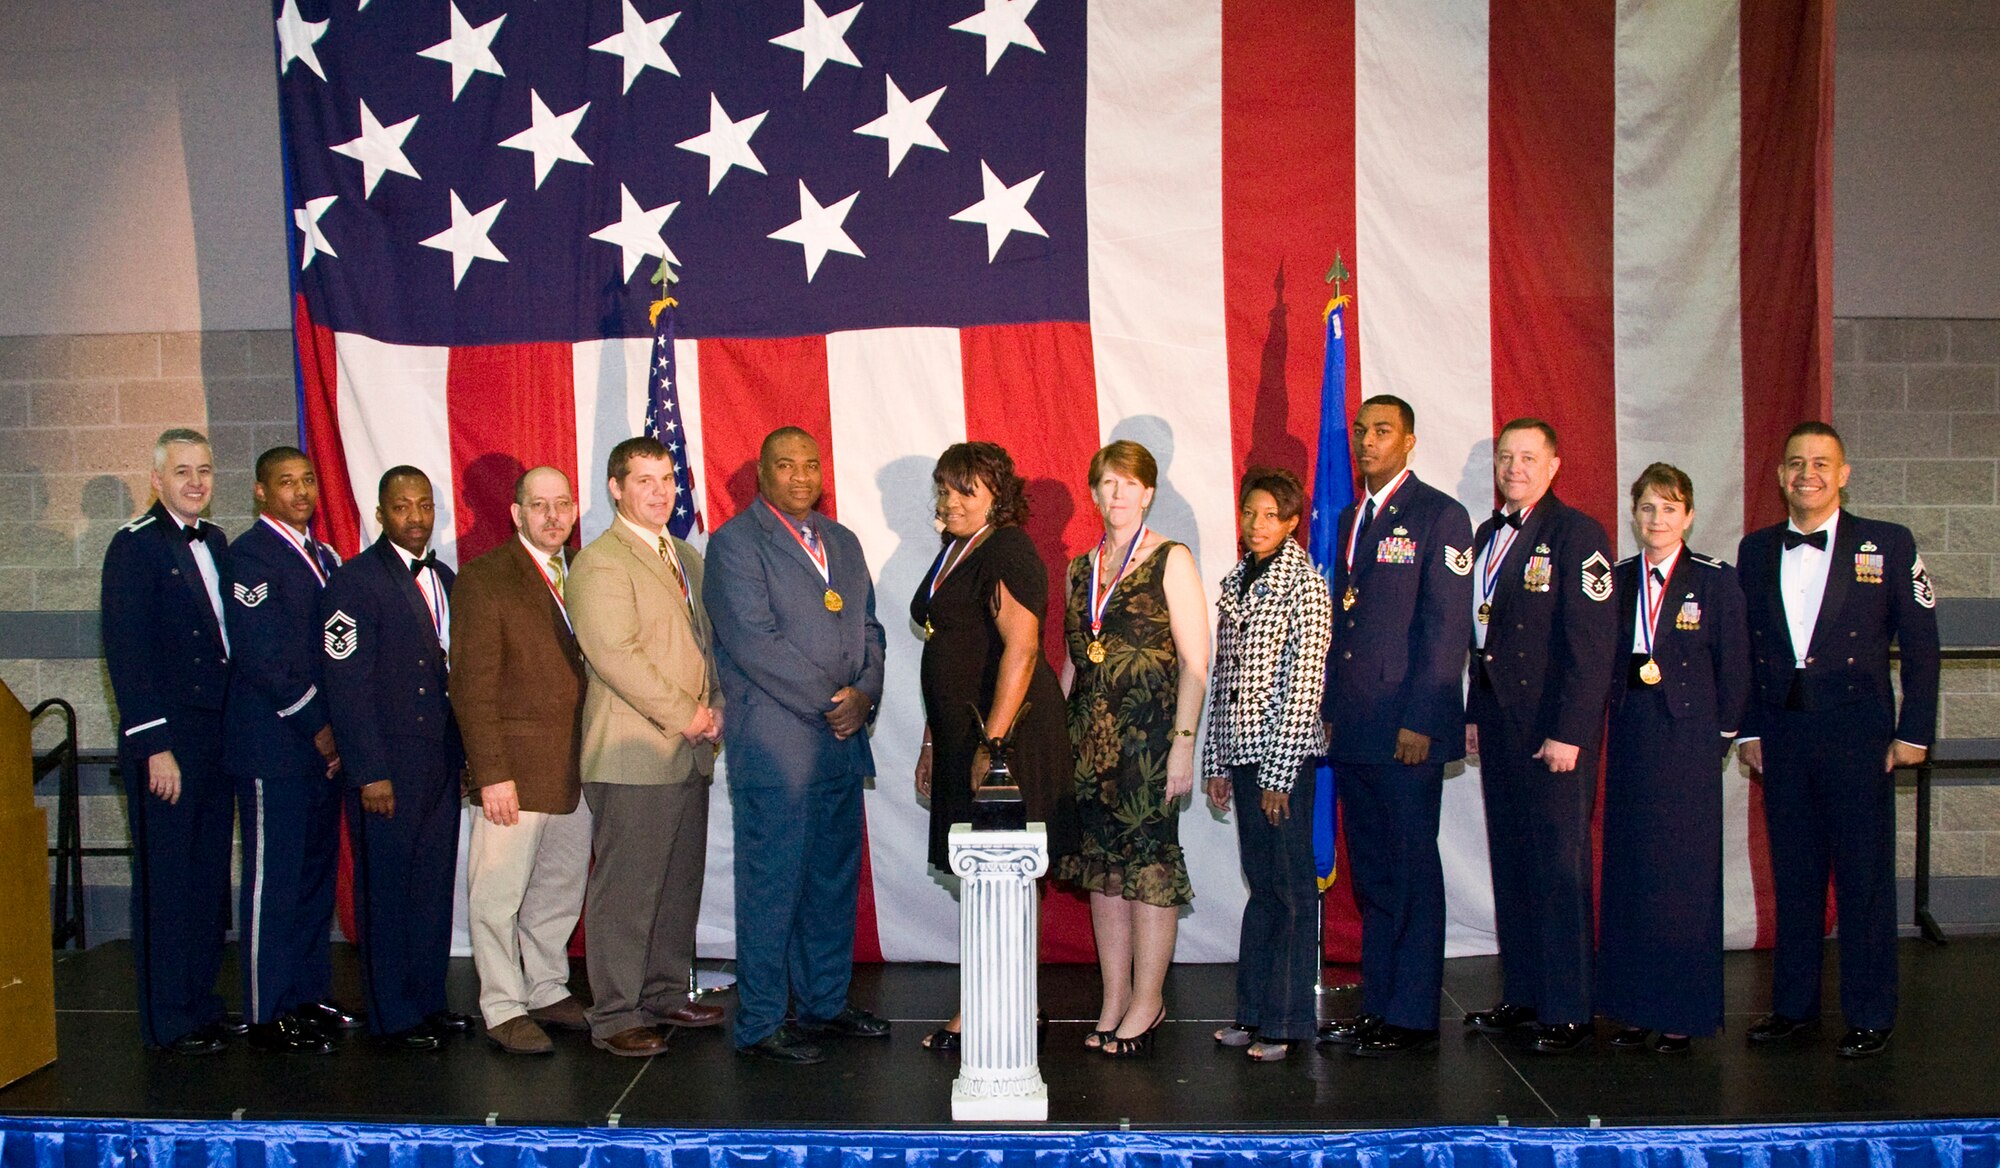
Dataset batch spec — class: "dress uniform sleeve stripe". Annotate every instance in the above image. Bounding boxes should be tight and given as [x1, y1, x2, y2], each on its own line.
[276, 685, 318, 720]
[124, 717, 168, 736]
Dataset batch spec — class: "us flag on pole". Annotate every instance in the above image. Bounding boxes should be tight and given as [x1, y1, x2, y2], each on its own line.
[279, 0, 1831, 964]
[643, 296, 704, 541]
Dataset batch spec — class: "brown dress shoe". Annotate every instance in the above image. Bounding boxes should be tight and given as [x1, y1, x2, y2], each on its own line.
[593, 1026, 669, 1057]
[487, 1016, 555, 1055]
[656, 1001, 725, 1029]
[527, 996, 590, 1032]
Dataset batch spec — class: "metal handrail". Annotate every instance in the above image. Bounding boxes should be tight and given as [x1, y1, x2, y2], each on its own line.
[29, 698, 85, 949]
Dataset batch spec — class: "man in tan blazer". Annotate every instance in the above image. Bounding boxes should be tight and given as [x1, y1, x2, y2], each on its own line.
[568, 436, 724, 1057]
[450, 466, 591, 1055]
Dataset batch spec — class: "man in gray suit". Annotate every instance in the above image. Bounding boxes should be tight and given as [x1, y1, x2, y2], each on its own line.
[705, 427, 888, 1064]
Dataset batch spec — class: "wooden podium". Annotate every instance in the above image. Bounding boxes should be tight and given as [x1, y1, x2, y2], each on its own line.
[0, 680, 56, 1087]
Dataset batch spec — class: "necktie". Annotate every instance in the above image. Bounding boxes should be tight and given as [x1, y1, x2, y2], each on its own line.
[1651, 567, 1666, 586]
[182, 523, 204, 543]
[1359, 497, 1377, 538]
[548, 553, 566, 600]
[658, 536, 688, 598]
[800, 522, 820, 554]
[1783, 529, 1828, 551]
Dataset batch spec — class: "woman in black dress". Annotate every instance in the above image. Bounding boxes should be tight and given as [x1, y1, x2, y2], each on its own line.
[911, 441, 1073, 1050]
[1598, 462, 1750, 1053]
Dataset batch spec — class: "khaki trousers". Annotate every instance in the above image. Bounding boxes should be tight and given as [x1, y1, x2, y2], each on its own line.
[465, 802, 593, 1028]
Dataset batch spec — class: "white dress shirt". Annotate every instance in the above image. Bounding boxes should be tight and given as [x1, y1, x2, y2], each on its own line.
[173, 515, 230, 659]
[1780, 510, 1838, 668]
[1472, 503, 1533, 651]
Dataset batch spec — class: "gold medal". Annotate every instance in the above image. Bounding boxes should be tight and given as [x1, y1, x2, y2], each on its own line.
[1477, 601, 1491, 625]
[824, 589, 843, 612]
[923, 619, 934, 640]
[1341, 586, 1357, 611]
[1639, 658, 1662, 686]
[1086, 639, 1106, 664]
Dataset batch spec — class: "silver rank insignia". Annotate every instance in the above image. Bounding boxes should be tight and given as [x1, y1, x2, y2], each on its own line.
[1913, 554, 1936, 609]
[232, 581, 269, 608]
[1444, 546, 1473, 576]
[324, 610, 359, 660]
[1580, 551, 1613, 602]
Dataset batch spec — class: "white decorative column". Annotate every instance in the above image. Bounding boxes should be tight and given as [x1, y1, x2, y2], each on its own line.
[948, 823, 1048, 1122]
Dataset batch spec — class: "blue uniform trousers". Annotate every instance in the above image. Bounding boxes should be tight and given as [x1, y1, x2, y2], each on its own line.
[1761, 703, 1899, 1030]
[1228, 763, 1320, 1041]
[1338, 759, 1446, 1030]
[120, 710, 233, 1048]
[729, 774, 863, 1047]
[234, 765, 340, 1023]
[1475, 704, 1597, 1025]
[345, 752, 461, 1036]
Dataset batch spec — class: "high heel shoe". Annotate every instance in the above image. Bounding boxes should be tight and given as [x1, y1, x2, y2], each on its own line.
[1101, 1009, 1165, 1059]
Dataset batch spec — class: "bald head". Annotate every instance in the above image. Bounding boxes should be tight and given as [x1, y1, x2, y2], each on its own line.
[511, 466, 577, 555]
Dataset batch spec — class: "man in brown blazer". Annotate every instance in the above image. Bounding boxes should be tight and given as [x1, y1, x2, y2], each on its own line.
[569, 436, 725, 1057]
[450, 466, 592, 1055]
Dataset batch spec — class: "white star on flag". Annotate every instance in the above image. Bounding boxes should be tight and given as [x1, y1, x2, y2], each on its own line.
[293, 196, 339, 270]
[951, 160, 1047, 260]
[590, 184, 681, 281]
[328, 100, 421, 197]
[950, 0, 1043, 74]
[590, 0, 680, 94]
[499, 90, 593, 189]
[419, 190, 508, 288]
[416, 2, 506, 101]
[676, 94, 768, 194]
[768, 180, 863, 281]
[769, 0, 863, 90]
[276, 0, 329, 80]
[854, 75, 947, 176]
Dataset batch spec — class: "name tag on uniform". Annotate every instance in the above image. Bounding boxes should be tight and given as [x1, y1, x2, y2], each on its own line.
[1676, 596, 1701, 630]
[1855, 540, 1884, 585]
[1376, 532, 1417, 565]
[1523, 554, 1553, 593]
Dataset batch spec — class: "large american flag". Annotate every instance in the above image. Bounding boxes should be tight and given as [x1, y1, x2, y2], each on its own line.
[280, 0, 1830, 963]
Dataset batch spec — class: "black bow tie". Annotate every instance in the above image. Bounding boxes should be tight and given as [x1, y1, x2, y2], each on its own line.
[181, 523, 205, 543]
[1783, 529, 1828, 552]
[1491, 509, 1525, 530]
[409, 552, 437, 575]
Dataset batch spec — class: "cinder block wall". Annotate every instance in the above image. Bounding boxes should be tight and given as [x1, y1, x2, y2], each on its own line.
[3, 321, 1996, 927]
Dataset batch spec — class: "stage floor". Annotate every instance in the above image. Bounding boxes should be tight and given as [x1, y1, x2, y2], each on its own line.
[3, 938, 1998, 1130]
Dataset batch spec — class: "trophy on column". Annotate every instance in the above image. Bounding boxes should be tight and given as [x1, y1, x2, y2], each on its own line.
[968, 702, 1028, 831]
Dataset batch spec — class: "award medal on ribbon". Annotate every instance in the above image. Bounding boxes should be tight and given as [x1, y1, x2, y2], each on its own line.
[1855, 540, 1885, 585]
[1478, 516, 1525, 626]
[921, 524, 991, 640]
[1342, 586, 1358, 611]
[764, 498, 842, 613]
[1087, 526, 1148, 667]
[1636, 551, 1675, 686]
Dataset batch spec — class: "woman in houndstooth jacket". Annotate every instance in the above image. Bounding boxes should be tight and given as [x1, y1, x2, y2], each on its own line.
[1202, 467, 1333, 1062]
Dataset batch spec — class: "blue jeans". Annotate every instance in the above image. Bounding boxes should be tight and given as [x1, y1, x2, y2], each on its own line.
[1229, 763, 1319, 1041]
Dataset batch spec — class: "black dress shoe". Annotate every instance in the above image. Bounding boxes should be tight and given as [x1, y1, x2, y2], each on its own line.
[1746, 1013, 1819, 1044]
[1651, 1034, 1691, 1055]
[1349, 1024, 1439, 1058]
[217, 1014, 250, 1037]
[372, 1027, 441, 1051]
[165, 1029, 227, 1056]
[296, 1000, 365, 1031]
[1837, 1027, 1892, 1058]
[425, 1010, 475, 1034]
[1316, 1014, 1384, 1046]
[248, 1015, 336, 1054]
[795, 1005, 890, 1038]
[1464, 1003, 1537, 1034]
[1530, 1022, 1591, 1053]
[1609, 1026, 1651, 1050]
[738, 1025, 825, 1064]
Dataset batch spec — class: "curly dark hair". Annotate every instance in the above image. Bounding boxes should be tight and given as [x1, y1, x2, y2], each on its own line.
[1238, 465, 1306, 523]
[933, 441, 1029, 531]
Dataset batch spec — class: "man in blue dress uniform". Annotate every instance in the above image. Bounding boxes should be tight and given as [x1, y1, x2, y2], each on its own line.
[705, 428, 888, 1064]
[1461, 418, 1617, 1054]
[1736, 422, 1940, 1059]
[100, 428, 236, 1054]
[222, 446, 359, 1053]
[321, 465, 471, 1050]
[1316, 396, 1474, 1057]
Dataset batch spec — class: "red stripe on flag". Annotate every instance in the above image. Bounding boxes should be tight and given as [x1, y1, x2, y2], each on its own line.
[1489, 0, 1619, 536]
[693, 335, 882, 960]
[1740, 0, 1834, 946]
[445, 342, 581, 565]
[960, 321, 1101, 963]
[1221, 0, 1358, 495]
[295, 296, 362, 561]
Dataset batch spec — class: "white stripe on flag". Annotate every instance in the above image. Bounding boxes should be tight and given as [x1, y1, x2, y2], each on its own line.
[825, 326, 967, 963]
[1085, 0, 1241, 962]
[1609, 0, 1757, 946]
[1358, 0, 1498, 959]
[570, 338, 652, 546]
[334, 334, 459, 565]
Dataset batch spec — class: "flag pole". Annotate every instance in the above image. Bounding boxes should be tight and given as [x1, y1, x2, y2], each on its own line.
[1310, 253, 1355, 998]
